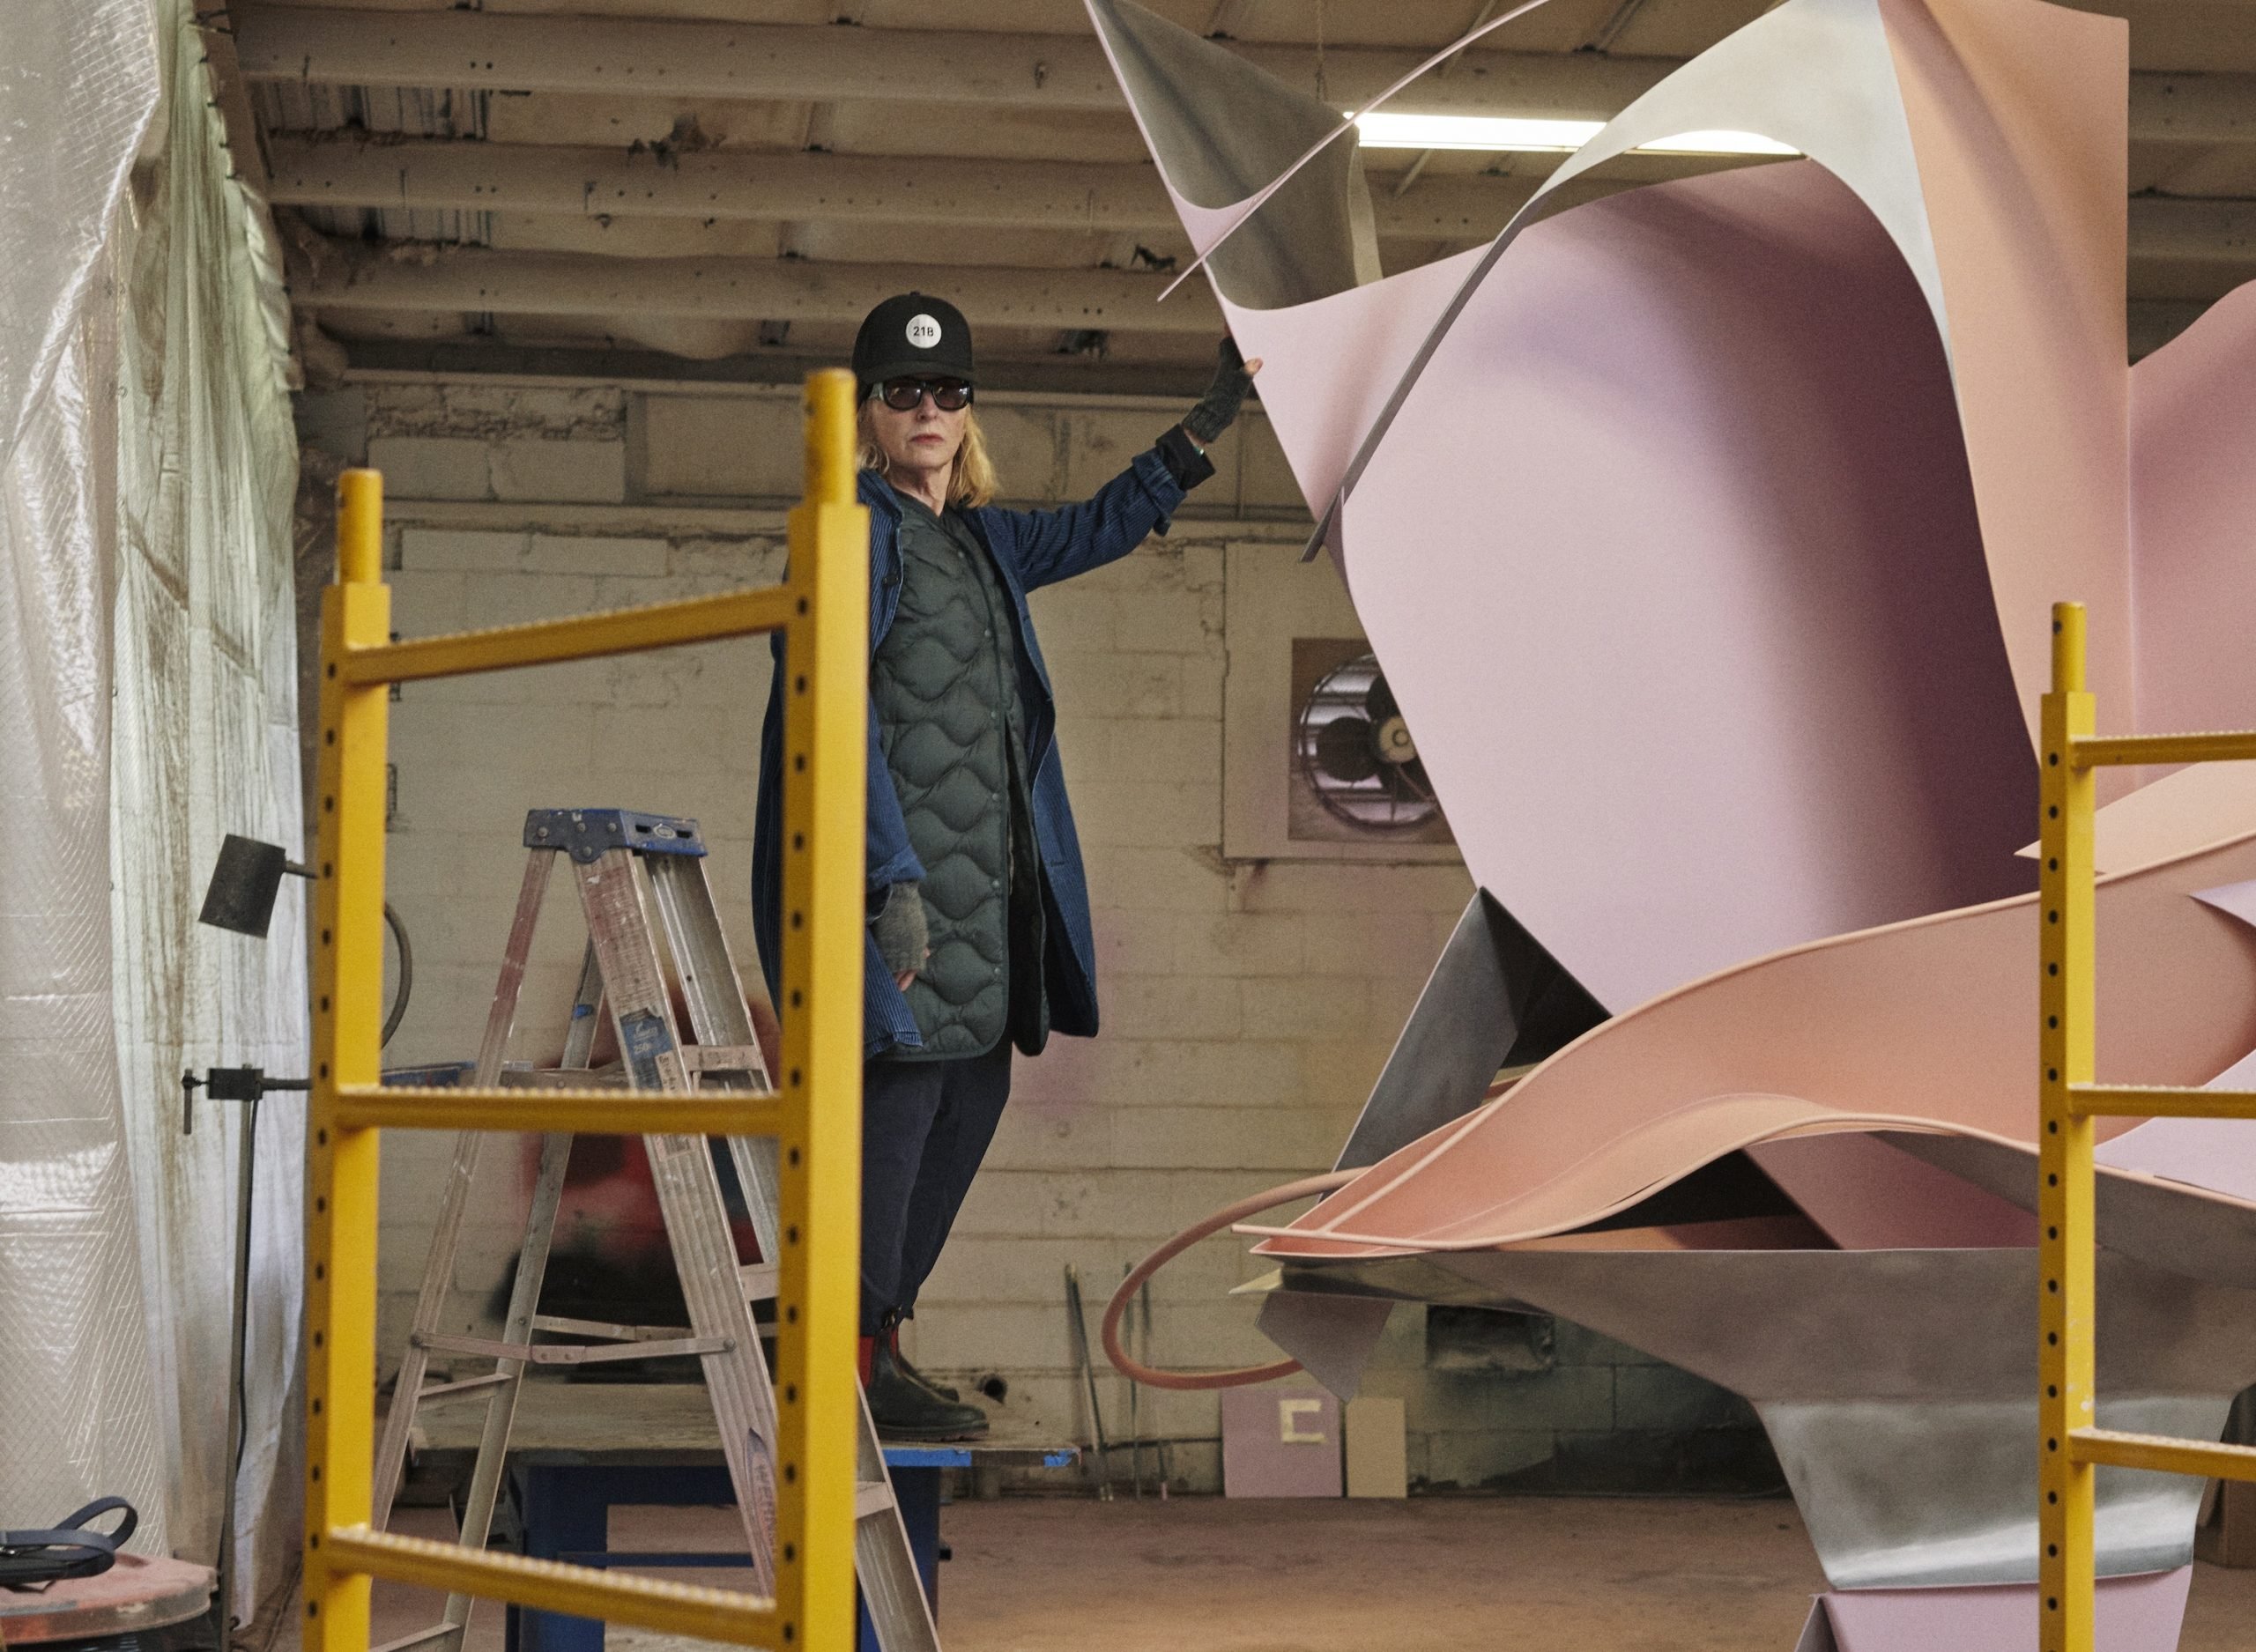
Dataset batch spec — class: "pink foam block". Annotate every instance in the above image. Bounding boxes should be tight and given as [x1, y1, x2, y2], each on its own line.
[1221, 1386, 1343, 1499]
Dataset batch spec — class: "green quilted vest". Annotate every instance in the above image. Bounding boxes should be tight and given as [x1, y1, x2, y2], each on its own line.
[870, 497, 1045, 1059]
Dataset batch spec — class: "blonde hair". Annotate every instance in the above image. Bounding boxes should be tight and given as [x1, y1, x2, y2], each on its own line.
[856, 401, 998, 510]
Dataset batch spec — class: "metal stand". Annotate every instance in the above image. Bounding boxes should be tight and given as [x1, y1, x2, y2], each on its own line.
[180, 1066, 308, 1648]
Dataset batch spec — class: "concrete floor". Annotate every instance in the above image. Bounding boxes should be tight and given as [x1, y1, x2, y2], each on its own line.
[370, 1495, 2256, 1650]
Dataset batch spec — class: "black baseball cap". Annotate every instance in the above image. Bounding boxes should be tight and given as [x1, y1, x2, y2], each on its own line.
[852, 293, 975, 394]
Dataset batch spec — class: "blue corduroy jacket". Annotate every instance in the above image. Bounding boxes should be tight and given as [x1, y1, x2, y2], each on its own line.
[753, 449, 1190, 1058]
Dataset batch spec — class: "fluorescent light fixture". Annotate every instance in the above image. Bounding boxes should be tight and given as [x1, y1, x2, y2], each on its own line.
[1636, 129, 1800, 156]
[1351, 111, 1798, 157]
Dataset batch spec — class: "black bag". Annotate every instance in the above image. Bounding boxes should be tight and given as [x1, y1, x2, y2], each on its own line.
[0, 1498, 139, 1591]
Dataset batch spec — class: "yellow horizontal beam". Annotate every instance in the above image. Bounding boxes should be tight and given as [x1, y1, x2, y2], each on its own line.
[335, 1084, 784, 1135]
[2067, 1084, 2256, 1121]
[324, 1526, 780, 1646]
[2071, 1428, 2256, 1483]
[339, 585, 798, 685]
[2072, 730, 2256, 768]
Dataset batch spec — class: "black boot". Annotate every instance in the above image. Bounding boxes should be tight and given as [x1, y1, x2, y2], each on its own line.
[889, 1325, 961, 1404]
[866, 1337, 987, 1441]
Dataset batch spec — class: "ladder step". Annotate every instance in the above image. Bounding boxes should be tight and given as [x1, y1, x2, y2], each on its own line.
[506, 1067, 627, 1092]
[855, 1481, 896, 1520]
[336, 1082, 783, 1137]
[531, 1314, 693, 1343]
[683, 1045, 766, 1073]
[415, 1330, 730, 1365]
[2073, 1428, 2256, 1482]
[740, 1262, 779, 1302]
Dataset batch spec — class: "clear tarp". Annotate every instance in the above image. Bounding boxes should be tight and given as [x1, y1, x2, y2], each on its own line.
[110, 0, 307, 1626]
[3, 0, 305, 1631]
[0, 0, 173, 1558]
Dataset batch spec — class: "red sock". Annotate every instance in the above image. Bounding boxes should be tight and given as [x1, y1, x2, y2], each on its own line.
[857, 1335, 875, 1387]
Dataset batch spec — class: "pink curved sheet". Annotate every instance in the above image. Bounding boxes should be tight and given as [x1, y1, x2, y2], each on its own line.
[1097, 0, 2187, 1016]
[1218, 247, 1485, 516]
[2129, 282, 2256, 741]
[1090, 0, 2256, 1270]
[1257, 827, 2256, 1259]
[1342, 158, 2034, 1010]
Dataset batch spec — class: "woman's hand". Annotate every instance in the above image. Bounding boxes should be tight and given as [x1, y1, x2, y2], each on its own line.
[1184, 337, 1261, 446]
[872, 882, 929, 991]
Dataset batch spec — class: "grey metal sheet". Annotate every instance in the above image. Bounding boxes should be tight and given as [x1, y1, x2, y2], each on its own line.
[1269, 1246, 2256, 1589]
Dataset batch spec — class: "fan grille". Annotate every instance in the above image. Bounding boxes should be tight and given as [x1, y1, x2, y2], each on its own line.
[1294, 653, 1440, 832]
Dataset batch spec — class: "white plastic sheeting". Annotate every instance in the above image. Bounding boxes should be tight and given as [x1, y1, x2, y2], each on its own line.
[110, 0, 306, 1625]
[0, 0, 172, 1555]
[3, 0, 305, 1625]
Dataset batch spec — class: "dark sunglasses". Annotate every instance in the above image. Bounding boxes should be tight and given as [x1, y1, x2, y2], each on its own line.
[873, 376, 972, 412]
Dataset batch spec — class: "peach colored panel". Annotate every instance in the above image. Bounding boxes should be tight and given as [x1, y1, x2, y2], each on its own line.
[1881, 0, 2131, 750]
[2128, 281, 2256, 740]
[1259, 827, 2256, 1259]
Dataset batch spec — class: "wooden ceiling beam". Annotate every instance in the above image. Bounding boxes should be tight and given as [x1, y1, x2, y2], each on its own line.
[263, 134, 1558, 241]
[269, 136, 2256, 262]
[234, 6, 1673, 122]
[2128, 194, 2256, 261]
[234, 7, 2256, 145]
[293, 241, 1226, 331]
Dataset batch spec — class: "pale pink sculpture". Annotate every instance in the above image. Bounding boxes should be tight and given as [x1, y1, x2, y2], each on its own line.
[1089, 0, 2256, 1643]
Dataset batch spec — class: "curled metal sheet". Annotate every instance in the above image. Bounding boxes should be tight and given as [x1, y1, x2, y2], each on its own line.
[1272, 1246, 2254, 1589]
[1334, 889, 1604, 1173]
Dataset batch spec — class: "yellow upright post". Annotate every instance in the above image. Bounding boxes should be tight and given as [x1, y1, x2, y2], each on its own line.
[303, 378, 868, 1652]
[772, 368, 868, 1650]
[306, 470, 393, 1652]
[2038, 600, 2097, 1652]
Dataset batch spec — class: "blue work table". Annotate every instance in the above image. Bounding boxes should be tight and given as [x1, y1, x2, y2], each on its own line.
[404, 1381, 1074, 1652]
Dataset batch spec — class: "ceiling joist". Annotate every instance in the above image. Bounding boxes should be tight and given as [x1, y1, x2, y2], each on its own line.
[234, 6, 1680, 122]
[271, 136, 2256, 264]
[264, 135, 1573, 242]
[297, 242, 1226, 330]
[233, 7, 2256, 144]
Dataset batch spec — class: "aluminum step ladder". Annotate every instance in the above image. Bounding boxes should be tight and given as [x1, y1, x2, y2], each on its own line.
[371, 806, 940, 1652]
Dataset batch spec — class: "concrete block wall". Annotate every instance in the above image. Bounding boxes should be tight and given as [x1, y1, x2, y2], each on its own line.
[298, 376, 1770, 1496]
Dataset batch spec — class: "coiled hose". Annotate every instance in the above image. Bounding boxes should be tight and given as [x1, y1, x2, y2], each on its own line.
[1099, 1169, 1362, 1390]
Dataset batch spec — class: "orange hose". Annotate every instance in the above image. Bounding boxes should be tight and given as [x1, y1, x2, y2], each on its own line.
[1100, 1170, 1362, 1390]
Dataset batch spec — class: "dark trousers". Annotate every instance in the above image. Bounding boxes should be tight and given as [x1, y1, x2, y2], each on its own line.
[860, 1044, 1012, 1336]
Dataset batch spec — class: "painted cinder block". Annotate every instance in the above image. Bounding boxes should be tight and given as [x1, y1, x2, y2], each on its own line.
[1102, 974, 1243, 1041]
[1239, 975, 1369, 1041]
[637, 393, 802, 499]
[523, 534, 669, 578]
[367, 436, 492, 500]
[1421, 1427, 1556, 1491]
[489, 437, 627, 503]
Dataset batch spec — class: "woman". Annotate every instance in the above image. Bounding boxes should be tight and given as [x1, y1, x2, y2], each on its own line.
[753, 292, 1258, 1439]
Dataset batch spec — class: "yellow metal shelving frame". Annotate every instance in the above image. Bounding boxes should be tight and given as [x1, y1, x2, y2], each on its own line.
[2039, 599, 2256, 1652]
[304, 371, 869, 1652]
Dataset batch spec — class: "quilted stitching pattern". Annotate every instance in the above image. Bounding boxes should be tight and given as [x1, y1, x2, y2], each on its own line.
[870, 506, 1019, 1056]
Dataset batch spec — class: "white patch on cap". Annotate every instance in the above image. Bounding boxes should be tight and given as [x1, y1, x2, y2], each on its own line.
[905, 313, 942, 349]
